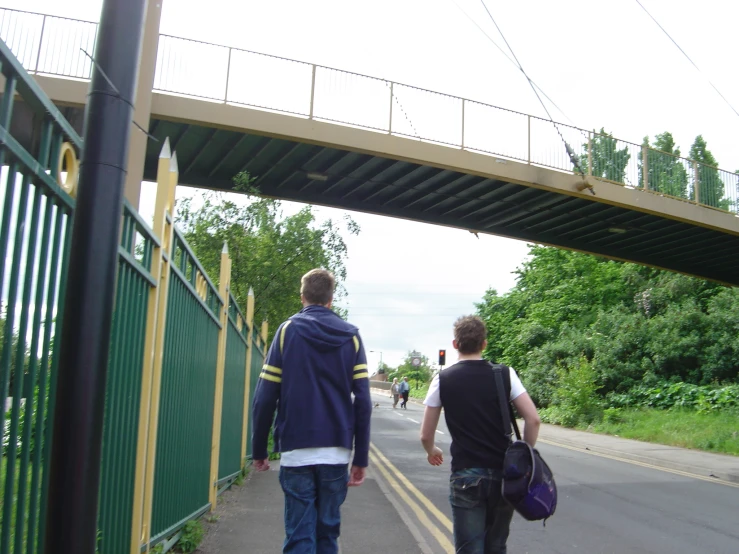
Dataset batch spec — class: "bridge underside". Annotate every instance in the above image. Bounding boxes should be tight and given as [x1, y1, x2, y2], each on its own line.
[11, 99, 739, 286]
[142, 120, 739, 286]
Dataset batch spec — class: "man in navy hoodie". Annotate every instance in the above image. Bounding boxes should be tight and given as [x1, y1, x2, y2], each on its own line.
[251, 268, 372, 554]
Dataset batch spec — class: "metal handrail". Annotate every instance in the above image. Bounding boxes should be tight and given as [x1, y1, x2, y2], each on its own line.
[1, 7, 736, 213]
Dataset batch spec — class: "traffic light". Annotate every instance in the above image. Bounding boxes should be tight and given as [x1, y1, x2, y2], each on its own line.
[438, 349, 446, 366]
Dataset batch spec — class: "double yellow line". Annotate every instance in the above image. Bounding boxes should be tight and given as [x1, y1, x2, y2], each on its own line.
[368, 442, 455, 553]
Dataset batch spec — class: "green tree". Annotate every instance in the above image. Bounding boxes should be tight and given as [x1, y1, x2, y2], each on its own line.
[640, 132, 688, 199]
[394, 352, 432, 389]
[689, 135, 727, 209]
[474, 244, 738, 406]
[584, 128, 631, 184]
[175, 188, 359, 342]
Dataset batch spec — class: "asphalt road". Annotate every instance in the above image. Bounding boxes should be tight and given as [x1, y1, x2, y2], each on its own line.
[369, 390, 739, 554]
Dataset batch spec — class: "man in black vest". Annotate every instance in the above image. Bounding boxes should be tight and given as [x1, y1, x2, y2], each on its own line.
[420, 315, 541, 554]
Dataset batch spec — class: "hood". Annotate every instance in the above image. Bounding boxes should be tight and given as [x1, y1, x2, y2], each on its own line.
[289, 305, 358, 352]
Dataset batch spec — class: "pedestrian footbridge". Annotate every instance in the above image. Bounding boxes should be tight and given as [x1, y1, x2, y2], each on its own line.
[4, 8, 739, 285]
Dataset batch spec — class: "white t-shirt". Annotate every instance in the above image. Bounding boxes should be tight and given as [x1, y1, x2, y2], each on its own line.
[280, 447, 352, 467]
[423, 365, 526, 408]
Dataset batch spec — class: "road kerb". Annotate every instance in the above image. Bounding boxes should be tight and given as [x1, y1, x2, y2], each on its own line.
[539, 436, 739, 486]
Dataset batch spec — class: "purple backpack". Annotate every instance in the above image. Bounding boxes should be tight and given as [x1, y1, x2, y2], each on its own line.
[492, 364, 557, 524]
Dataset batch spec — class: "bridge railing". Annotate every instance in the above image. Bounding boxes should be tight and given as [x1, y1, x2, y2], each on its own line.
[1, 7, 737, 215]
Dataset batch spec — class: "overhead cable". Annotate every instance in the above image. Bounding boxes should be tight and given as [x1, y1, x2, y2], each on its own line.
[477, 1, 588, 180]
[447, 0, 575, 125]
[635, 0, 739, 119]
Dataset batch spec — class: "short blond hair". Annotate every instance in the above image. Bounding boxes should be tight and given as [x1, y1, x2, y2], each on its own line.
[300, 268, 335, 306]
[454, 315, 486, 354]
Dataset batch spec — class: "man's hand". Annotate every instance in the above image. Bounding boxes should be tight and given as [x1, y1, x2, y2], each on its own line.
[426, 446, 443, 466]
[348, 465, 366, 487]
[253, 458, 270, 472]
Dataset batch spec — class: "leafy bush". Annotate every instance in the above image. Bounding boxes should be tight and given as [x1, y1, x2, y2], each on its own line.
[541, 357, 603, 427]
[606, 381, 739, 413]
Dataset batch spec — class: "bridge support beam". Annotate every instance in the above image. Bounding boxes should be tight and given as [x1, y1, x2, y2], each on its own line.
[124, 0, 164, 208]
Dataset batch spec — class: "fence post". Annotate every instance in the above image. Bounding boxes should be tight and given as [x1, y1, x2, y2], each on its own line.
[642, 145, 649, 190]
[240, 288, 255, 468]
[34, 15, 47, 73]
[693, 160, 700, 204]
[209, 243, 232, 510]
[587, 132, 593, 176]
[224, 48, 232, 103]
[309, 64, 316, 119]
[461, 99, 465, 150]
[388, 82, 394, 134]
[261, 320, 269, 344]
[527, 115, 531, 164]
[132, 139, 179, 554]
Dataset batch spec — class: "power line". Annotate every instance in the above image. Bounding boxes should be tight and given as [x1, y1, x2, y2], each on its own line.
[476, 1, 588, 180]
[634, 0, 739, 120]
[446, 0, 575, 125]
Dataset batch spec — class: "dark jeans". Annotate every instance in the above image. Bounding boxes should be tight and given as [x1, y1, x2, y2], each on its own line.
[401, 391, 409, 408]
[279, 464, 349, 554]
[449, 468, 514, 554]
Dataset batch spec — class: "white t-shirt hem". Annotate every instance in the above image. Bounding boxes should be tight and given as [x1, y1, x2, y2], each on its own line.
[279, 446, 352, 467]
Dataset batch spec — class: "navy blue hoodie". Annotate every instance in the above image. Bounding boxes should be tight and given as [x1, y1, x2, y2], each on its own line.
[251, 305, 372, 467]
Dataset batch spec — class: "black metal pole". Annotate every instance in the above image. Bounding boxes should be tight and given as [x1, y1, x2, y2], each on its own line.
[44, 1, 148, 553]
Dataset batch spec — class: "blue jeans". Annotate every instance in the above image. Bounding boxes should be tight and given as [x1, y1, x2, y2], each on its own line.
[279, 464, 349, 554]
[449, 468, 514, 554]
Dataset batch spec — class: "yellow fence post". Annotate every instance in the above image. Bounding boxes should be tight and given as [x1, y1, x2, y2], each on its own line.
[209, 243, 231, 510]
[261, 320, 269, 345]
[240, 288, 255, 468]
[130, 139, 179, 554]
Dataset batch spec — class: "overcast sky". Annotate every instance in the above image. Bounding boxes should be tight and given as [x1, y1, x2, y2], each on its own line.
[12, 0, 739, 369]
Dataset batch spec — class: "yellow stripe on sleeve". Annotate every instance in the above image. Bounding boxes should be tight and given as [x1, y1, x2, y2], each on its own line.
[353, 336, 359, 353]
[353, 372, 368, 380]
[280, 321, 292, 354]
[263, 364, 282, 375]
[260, 372, 282, 384]
[353, 364, 368, 372]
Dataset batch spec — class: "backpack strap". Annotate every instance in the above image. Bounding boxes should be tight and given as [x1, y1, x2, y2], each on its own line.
[491, 363, 522, 441]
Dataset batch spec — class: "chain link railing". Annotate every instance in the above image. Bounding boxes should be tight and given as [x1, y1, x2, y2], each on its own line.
[3, 7, 736, 214]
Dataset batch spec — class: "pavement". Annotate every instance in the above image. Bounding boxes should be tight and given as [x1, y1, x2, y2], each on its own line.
[197, 461, 427, 554]
[196, 390, 739, 553]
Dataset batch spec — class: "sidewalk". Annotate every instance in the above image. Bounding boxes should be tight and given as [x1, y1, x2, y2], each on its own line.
[538, 422, 739, 483]
[197, 462, 428, 554]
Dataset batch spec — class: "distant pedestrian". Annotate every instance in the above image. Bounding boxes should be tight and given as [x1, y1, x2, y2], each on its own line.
[399, 376, 410, 409]
[251, 268, 372, 554]
[420, 315, 541, 554]
[390, 378, 400, 408]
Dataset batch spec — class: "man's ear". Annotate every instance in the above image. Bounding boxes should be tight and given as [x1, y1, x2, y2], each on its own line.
[482, 339, 488, 350]
[452, 339, 459, 350]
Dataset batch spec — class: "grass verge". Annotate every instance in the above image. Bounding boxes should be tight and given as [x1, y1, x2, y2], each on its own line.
[588, 408, 739, 456]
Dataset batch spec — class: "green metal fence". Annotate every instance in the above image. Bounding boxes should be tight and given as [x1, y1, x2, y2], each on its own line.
[0, 38, 77, 554]
[217, 294, 248, 485]
[1, 34, 266, 554]
[150, 229, 222, 545]
[97, 202, 159, 554]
